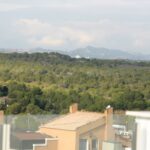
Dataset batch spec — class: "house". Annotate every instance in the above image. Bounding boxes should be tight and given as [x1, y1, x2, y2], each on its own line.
[0, 104, 120, 150]
[35, 104, 115, 150]
[1, 106, 150, 150]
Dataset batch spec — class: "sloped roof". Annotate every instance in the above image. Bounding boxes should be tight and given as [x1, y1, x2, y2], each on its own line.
[41, 111, 104, 131]
[13, 132, 52, 141]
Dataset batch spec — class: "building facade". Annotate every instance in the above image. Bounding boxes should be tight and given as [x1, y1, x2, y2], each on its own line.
[36, 104, 114, 150]
[0, 105, 120, 150]
[126, 111, 150, 150]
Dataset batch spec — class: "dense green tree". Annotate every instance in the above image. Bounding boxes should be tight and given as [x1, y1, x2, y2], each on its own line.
[14, 115, 40, 131]
[26, 104, 43, 114]
[0, 86, 8, 97]
[6, 103, 21, 114]
[0, 52, 150, 114]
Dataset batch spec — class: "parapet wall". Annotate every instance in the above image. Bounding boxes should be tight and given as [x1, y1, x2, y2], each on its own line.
[33, 138, 58, 150]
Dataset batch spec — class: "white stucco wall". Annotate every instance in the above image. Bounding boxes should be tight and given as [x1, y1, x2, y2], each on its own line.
[2, 124, 10, 150]
[126, 111, 150, 150]
[136, 118, 150, 150]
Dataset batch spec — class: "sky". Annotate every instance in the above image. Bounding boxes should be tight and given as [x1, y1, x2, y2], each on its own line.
[0, 0, 150, 54]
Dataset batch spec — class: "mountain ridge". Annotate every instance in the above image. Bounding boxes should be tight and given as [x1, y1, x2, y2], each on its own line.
[0, 46, 150, 60]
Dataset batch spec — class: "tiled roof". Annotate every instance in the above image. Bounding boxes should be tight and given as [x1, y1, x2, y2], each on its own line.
[42, 111, 104, 131]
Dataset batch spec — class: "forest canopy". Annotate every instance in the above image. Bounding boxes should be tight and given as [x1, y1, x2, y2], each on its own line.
[0, 52, 150, 114]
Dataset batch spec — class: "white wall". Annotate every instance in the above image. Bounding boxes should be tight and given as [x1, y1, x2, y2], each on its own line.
[2, 124, 10, 150]
[136, 118, 150, 150]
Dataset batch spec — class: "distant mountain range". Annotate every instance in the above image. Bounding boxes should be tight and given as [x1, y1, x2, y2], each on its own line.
[64, 46, 135, 59]
[0, 46, 150, 60]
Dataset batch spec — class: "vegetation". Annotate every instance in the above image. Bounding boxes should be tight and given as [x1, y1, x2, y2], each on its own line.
[12, 114, 40, 131]
[0, 52, 150, 114]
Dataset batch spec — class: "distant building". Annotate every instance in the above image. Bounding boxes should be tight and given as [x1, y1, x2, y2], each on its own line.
[75, 55, 81, 59]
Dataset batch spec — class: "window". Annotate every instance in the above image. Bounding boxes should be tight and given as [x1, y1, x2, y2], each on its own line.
[92, 139, 99, 150]
[79, 139, 88, 150]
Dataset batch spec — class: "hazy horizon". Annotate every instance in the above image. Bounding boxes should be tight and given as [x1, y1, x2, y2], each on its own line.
[0, 45, 150, 56]
[0, 0, 150, 54]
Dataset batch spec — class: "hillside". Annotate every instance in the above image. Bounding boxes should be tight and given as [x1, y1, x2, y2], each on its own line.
[0, 52, 150, 114]
[66, 46, 134, 59]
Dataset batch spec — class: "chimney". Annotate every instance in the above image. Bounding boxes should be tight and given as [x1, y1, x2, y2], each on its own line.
[0, 111, 4, 124]
[69, 103, 78, 113]
[104, 106, 114, 141]
[105, 105, 113, 116]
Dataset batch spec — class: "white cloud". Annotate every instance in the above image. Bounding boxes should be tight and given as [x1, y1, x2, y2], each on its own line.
[132, 31, 150, 52]
[16, 19, 94, 48]
[15, 18, 150, 52]
[16, 19, 51, 36]
[30, 37, 64, 46]
[2, 0, 149, 12]
[0, 0, 150, 53]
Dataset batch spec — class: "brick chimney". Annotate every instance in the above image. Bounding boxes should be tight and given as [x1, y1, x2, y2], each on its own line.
[69, 103, 78, 113]
[0, 111, 4, 124]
